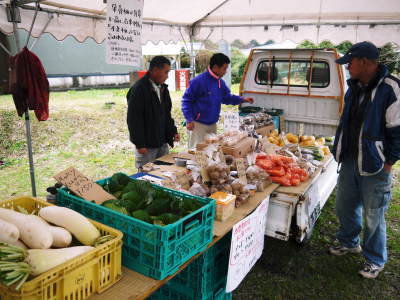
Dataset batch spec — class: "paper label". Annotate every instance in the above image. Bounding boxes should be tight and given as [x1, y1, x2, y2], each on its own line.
[298, 123, 305, 137]
[106, 0, 144, 66]
[236, 158, 247, 185]
[175, 170, 191, 189]
[54, 167, 115, 204]
[226, 197, 270, 292]
[224, 112, 240, 132]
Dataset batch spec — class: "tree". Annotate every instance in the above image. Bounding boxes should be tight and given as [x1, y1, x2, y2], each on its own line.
[180, 52, 190, 68]
[263, 40, 275, 46]
[195, 49, 213, 73]
[297, 40, 318, 49]
[335, 41, 353, 55]
[231, 49, 247, 84]
[318, 40, 335, 49]
[231, 39, 246, 49]
[203, 40, 218, 50]
[379, 42, 400, 74]
[247, 39, 260, 48]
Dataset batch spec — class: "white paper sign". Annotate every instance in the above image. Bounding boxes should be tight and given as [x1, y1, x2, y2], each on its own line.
[106, 0, 144, 66]
[226, 197, 270, 292]
[224, 112, 240, 132]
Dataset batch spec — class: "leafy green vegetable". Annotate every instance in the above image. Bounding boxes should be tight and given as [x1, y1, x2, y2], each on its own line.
[131, 210, 152, 224]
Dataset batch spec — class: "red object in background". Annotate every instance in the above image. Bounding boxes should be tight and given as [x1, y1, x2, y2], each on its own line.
[9, 47, 49, 121]
[137, 70, 147, 79]
[175, 69, 189, 90]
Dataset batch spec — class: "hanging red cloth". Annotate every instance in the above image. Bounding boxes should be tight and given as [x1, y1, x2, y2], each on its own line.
[9, 47, 49, 121]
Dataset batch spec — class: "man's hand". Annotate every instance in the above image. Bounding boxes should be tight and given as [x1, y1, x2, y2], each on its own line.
[137, 148, 148, 155]
[186, 122, 195, 131]
[174, 133, 180, 142]
[243, 97, 254, 104]
[384, 162, 392, 173]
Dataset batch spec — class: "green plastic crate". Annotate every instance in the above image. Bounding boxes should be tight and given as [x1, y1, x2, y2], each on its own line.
[56, 176, 215, 280]
[150, 233, 232, 300]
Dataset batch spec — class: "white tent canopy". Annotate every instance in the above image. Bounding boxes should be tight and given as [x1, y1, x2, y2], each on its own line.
[1, 0, 400, 46]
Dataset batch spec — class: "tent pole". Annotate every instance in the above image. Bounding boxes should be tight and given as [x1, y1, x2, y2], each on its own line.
[0, 42, 11, 56]
[24, 110, 37, 196]
[25, 1, 40, 47]
[189, 27, 195, 79]
[11, 0, 37, 197]
[30, 14, 53, 51]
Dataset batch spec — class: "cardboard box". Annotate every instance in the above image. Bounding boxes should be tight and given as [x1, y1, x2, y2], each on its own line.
[255, 124, 275, 136]
[221, 137, 256, 158]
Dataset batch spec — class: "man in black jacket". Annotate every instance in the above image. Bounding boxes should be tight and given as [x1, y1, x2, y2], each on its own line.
[127, 56, 179, 169]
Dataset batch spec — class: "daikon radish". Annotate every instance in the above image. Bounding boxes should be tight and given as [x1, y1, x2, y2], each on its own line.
[10, 240, 28, 250]
[39, 207, 100, 246]
[26, 246, 94, 275]
[0, 208, 53, 249]
[28, 215, 72, 248]
[48, 226, 72, 248]
[0, 218, 20, 244]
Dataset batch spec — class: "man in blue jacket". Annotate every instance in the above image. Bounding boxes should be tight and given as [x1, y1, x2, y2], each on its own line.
[330, 41, 400, 279]
[181, 53, 253, 148]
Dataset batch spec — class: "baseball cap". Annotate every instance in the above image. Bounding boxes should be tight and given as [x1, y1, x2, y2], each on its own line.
[335, 41, 380, 64]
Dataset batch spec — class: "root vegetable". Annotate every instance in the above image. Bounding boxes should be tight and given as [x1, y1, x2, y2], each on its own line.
[26, 246, 94, 276]
[39, 207, 100, 246]
[0, 208, 53, 249]
[0, 218, 19, 244]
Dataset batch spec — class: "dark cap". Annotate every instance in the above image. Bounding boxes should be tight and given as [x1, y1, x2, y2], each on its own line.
[335, 41, 380, 64]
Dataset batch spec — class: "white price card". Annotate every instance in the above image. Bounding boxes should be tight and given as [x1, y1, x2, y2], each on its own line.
[224, 112, 240, 132]
[226, 197, 270, 292]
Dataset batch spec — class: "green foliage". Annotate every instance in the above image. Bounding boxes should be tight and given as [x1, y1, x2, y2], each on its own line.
[247, 39, 260, 48]
[202, 40, 218, 50]
[101, 199, 130, 215]
[379, 42, 400, 74]
[318, 40, 335, 49]
[131, 210, 152, 224]
[336, 41, 353, 54]
[231, 39, 246, 49]
[297, 40, 318, 49]
[180, 52, 190, 68]
[231, 49, 247, 84]
[195, 49, 214, 73]
[0, 111, 25, 159]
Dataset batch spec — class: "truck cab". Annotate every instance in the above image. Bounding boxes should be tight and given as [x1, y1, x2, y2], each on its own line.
[240, 48, 346, 242]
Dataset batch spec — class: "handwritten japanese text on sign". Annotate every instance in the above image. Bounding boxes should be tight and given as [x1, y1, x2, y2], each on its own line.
[54, 167, 115, 204]
[226, 197, 270, 292]
[106, 0, 144, 66]
[224, 112, 240, 132]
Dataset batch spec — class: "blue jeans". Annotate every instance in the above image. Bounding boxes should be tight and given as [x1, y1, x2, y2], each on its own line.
[335, 159, 392, 267]
[135, 143, 169, 169]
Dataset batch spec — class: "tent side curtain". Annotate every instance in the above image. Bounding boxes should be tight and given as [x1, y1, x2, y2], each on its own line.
[1, 0, 400, 46]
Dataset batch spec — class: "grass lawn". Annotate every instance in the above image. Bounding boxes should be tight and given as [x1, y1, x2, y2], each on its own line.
[0, 85, 398, 298]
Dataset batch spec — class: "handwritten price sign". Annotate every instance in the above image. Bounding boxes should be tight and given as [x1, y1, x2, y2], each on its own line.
[226, 197, 270, 292]
[223, 112, 240, 132]
[54, 167, 115, 204]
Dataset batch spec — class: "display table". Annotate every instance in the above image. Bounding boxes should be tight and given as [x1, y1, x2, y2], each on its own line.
[90, 152, 330, 299]
[90, 153, 279, 299]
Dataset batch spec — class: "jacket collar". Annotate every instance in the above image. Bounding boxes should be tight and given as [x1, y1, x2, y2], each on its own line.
[144, 73, 168, 88]
[347, 64, 388, 91]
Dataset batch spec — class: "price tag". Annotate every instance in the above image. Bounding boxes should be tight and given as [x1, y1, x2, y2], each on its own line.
[219, 148, 227, 165]
[175, 170, 191, 190]
[224, 111, 240, 132]
[298, 123, 305, 137]
[195, 151, 208, 168]
[195, 151, 210, 183]
[54, 167, 115, 204]
[236, 158, 247, 185]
